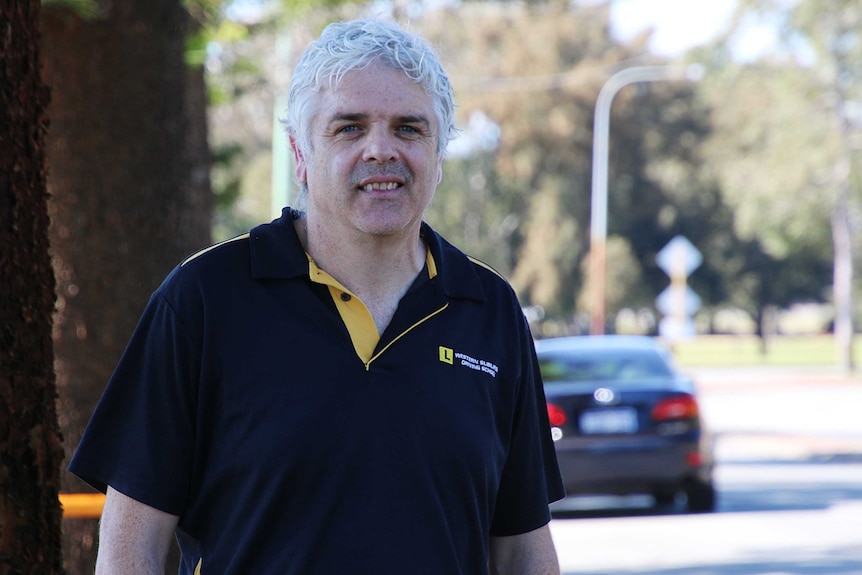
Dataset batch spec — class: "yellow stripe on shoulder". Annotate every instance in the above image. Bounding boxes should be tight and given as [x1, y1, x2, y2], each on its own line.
[467, 255, 508, 281]
[181, 233, 250, 267]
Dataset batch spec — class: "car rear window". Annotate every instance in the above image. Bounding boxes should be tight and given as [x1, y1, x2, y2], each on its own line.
[539, 349, 673, 382]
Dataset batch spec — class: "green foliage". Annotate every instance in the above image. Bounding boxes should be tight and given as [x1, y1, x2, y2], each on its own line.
[704, 64, 836, 259]
[433, 150, 519, 274]
[672, 335, 851, 367]
[211, 142, 244, 210]
[701, 0, 862, 340]
[278, 0, 350, 20]
[41, 0, 100, 18]
[201, 0, 849, 336]
[187, 20, 250, 67]
[423, 3, 738, 327]
[577, 235, 648, 313]
[211, 141, 269, 240]
[423, 4, 611, 316]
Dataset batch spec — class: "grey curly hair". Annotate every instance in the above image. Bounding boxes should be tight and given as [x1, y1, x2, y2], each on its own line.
[285, 18, 457, 163]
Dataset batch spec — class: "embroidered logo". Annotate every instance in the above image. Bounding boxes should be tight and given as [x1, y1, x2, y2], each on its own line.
[439, 346, 498, 378]
[439, 346, 454, 364]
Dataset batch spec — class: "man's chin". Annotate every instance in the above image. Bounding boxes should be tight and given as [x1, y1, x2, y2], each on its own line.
[353, 215, 418, 238]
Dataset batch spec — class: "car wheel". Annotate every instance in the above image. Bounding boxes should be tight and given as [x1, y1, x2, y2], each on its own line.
[684, 480, 716, 513]
[652, 490, 677, 507]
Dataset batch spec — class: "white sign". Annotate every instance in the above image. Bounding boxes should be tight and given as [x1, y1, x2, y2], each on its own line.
[656, 235, 702, 341]
[656, 235, 702, 278]
[659, 317, 697, 340]
[656, 285, 702, 316]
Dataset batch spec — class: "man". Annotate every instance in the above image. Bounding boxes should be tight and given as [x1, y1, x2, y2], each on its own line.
[70, 18, 565, 575]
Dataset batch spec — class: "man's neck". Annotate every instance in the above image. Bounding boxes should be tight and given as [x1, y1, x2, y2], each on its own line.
[295, 215, 426, 333]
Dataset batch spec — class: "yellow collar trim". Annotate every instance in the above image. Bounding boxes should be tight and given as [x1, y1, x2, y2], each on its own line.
[305, 245, 436, 364]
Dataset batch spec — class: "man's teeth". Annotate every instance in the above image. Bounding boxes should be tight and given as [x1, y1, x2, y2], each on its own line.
[362, 182, 400, 191]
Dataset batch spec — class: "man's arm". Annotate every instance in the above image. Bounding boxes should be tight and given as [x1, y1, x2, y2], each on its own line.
[488, 523, 560, 575]
[95, 486, 180, 575]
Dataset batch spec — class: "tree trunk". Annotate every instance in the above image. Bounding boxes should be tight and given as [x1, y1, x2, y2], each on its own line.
[39, 2, 212, 573]
[832, 185, 854, 372]
[0, 0, 66, 573]
[823, 8, 857, 375]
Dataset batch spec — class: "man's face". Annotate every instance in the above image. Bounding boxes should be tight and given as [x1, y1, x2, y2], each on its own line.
[293, 62, 443, 239]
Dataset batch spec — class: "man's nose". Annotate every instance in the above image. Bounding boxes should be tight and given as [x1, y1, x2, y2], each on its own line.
[362, 126, 398, 163]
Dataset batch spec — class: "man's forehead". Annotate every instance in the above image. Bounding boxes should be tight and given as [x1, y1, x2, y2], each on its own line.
[319, 76, 435, 120]
[326, 65, 429, 97]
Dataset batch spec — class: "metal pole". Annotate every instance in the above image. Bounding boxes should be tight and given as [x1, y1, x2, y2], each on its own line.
[588, 64, 702, 335]
[272, 35, 293, 218]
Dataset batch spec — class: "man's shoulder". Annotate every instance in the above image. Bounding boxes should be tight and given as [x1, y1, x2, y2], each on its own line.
[170, 211, 306, 284]
[153, 233, 253, 305]
[425, 224, 517, 303]
[464, 254, 508, 284]
[179, 233, 251, 269]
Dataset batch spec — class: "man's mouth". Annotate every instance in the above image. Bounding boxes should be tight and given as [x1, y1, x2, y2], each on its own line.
[360, 181, 402, 192]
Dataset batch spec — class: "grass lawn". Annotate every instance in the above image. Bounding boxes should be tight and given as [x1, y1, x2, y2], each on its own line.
[668, 334, 859, 367]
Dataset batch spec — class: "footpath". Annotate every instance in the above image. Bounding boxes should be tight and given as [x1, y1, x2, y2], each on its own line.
[686, 365, 862, 462]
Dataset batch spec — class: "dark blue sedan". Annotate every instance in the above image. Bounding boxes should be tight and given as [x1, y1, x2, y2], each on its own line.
[536, 335, 716, 512]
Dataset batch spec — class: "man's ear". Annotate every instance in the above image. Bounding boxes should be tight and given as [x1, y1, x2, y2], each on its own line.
[290, 136, 308, 184]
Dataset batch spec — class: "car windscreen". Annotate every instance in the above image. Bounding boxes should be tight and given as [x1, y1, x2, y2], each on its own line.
[538, 348, 674, 382]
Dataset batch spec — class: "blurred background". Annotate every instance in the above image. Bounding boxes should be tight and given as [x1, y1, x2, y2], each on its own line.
[28, 0, 862, 572]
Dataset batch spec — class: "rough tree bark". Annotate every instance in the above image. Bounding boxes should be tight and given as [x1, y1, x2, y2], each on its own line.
[0, 0, 66, 573]
[39, 1, 212, 572]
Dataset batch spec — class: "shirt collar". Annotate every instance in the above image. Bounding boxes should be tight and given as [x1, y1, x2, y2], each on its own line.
[249, 207, 311, 279]
[249, 207, 486, 303]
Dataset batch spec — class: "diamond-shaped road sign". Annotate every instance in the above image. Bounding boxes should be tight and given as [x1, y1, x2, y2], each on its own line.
[659, 317, 697, 340]
[656, 285, 702, 316]
[656, 236, 702, 341]
[656, 235, 702, 278]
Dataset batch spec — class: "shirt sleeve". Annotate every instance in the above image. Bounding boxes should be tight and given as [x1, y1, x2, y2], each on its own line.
[490, 316, 565, 536]
[68, 284, 200, 516]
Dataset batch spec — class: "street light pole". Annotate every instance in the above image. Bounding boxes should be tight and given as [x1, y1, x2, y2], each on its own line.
[588, 64, 702, 335]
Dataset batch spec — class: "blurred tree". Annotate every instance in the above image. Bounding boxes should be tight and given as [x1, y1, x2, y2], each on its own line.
[790, 1, 862, 370]
[196, 0, 841, 341]
[576, 235, 648, 321]
[423, 2, 730, 330]
[706, 0, 861, 364]
[0, 1, 65, 572]
[425, 3, 613, 317]
[40, 0, 212, 571]
[204, 3, 360, 241]
[699, 61, 835, 321]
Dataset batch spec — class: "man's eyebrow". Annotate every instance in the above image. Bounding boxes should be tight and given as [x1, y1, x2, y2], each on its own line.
[326, 112, 367, 125]
[325, 112, 431, 126]
[397, 114, 431, 126]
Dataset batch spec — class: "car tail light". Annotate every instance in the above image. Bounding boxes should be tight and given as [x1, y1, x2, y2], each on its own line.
[651, 395, 699, 421]
[547, 402, 567, 427]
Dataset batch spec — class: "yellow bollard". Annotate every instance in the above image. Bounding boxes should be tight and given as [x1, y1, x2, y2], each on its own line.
[59, 492, 105, 519]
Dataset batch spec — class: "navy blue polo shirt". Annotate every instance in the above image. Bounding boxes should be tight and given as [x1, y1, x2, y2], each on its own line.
[69, 208, 564, 575]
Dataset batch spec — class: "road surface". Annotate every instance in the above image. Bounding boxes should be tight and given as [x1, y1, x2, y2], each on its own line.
[549, 366, 862, 575]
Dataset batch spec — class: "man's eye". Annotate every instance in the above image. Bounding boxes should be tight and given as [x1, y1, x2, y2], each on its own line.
[337, 125, 360, 134]
[398, 125, 421, 134]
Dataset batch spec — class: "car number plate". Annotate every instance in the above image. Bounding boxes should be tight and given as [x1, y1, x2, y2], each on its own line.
[579, 408, 638, 434]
